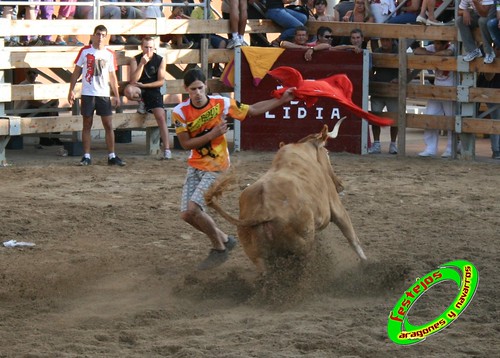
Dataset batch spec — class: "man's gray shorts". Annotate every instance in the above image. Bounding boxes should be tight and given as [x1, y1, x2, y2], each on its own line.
[181, 167, 220, 212]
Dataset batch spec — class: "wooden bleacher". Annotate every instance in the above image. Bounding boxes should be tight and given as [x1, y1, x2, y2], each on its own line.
[1, 13, 500, 164]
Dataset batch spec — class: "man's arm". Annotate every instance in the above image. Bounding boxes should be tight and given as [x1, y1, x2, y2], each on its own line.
[413, 46, 453, 56]
[304, 43, 332, 60]
[177, 125, 227, 150]
[109, 70, 121, 107]
[473, 0, 492, 17]
[67, 66, 82, 106]
[280, 41, 310, 49]
[247, 87, 296, 117]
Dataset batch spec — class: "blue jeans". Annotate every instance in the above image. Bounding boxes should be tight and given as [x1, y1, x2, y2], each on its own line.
[487, 18, 500, 47]
[387, 12, 417, 24]
[266, 8, 307, 42]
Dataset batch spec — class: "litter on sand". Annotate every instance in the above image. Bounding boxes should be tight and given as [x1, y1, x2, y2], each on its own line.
[3, 240, 36, 248]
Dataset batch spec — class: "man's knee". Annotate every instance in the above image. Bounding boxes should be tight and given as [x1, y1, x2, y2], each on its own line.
[124, 85, 139, 100]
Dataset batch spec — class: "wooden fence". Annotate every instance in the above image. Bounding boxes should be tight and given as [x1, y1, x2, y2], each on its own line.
[1, 18, 500, 164]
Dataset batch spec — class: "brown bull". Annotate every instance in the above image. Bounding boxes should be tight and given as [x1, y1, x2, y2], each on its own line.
[205, 125, 367, 273]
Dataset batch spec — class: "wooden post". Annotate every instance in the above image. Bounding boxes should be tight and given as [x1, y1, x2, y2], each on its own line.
[397, 37, 408, 156]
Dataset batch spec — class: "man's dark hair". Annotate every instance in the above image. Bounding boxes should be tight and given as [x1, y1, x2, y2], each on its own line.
[317, 26, 333, 37]
[184, 68, 206, 87]
[295, 25, 308, 35]
[350, 28, 363, 37]
[93, 25, 108, 35]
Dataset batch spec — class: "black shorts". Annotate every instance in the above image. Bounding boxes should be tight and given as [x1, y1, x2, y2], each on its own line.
[141, 89, 164, 112]
[81, 95, 112, 117]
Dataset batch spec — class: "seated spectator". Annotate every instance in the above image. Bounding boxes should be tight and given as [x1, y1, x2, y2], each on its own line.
[114, 0, 144, 45]
[74, 0, 126, 45]
[370, 0, 396, 23]
[265, 0, 309, 46]
[14, 69, 62, 146]
[224, 0, 249, 48]
[341, 2, 373, 47]
[190, 0, 228, 76]
[457, 0, 496, 64]
[2, 3, 21, 45]
[223, 0, 270, 47]
[387, 0, 422, 24]
[335, 0, 355, 20]
[189, 0, 228, 50]
[343, 0, 374, 22]
[161, 6, 194, 49]
[55, 1, 84, 46]
[143, 0, 164, 19]
[314, 0, 339, 21]
[35, 0, 55, 44]
[487, 1, 500, 47]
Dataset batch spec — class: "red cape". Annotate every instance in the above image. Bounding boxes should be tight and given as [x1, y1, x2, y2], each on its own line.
[268, 66, 394, 127]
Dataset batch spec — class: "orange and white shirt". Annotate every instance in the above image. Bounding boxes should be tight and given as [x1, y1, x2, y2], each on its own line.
[173, 95, 250, 172]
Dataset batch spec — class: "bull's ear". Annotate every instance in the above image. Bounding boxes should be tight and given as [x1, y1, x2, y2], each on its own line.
[279, 141, 285, 148]
[320, 124, 329, 141]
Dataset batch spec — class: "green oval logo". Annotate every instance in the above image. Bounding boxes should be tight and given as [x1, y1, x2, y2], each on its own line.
[387, 260, 479, 345]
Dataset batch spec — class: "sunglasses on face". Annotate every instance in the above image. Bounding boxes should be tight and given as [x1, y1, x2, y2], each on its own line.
[323, 35, 333, 39]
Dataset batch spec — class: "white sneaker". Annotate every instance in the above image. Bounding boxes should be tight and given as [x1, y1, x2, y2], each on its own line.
[416, 15, 426, 24]
[418, 150, 435, 157]
[463, 48, 482, 62]
[368, 142, 381, 154]
[164, 149, 172, 160]
[389, 143, 398, 154]
[226, 37, 242, 49]
[484, 52, 496, 64]
[137, 100, 146, 114]
[441, 150, 451, 158]
[426, 19, 445, 26]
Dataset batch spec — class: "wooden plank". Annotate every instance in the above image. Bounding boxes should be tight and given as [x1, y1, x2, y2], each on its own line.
[2, 113, 497, 137]
[0, 112, 160, 135]
[1, 48, 235, 69]
[308, 21, 458, 41]
[397, 38, 408, 154]
[0, 19, 281, 37]
[469, 88, 500, 104]
[406, 114, 455, 130]
[0, 19, 456, 40]
[462, 118, 500, 135]
[370, 83, 448, 102]
[3, 79, 231, 102]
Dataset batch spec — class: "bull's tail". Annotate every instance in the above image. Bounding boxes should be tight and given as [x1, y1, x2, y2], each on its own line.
[205, 172, 243, 227]
[205, 172, 273, 227]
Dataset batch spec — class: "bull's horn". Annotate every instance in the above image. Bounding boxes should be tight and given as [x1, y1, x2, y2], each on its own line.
[327, 116, 347, 138]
